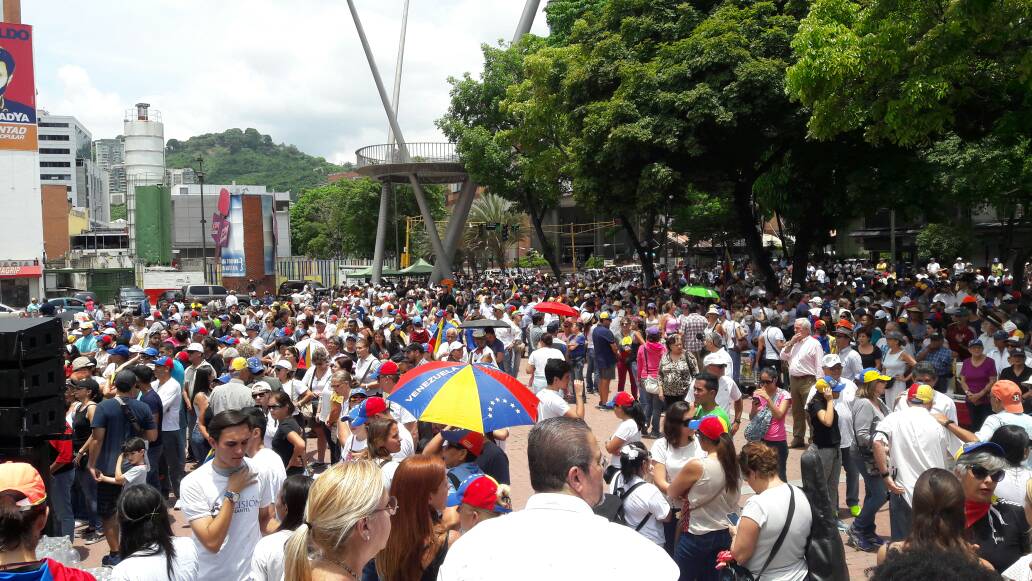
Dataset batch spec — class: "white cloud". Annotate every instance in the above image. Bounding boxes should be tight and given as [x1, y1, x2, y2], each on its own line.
[25, 0, 550, 164]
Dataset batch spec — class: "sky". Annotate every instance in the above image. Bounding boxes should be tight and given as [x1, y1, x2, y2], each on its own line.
[23, 0, 550, 165]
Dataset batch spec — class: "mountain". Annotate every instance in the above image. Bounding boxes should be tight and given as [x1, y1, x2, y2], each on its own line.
[165, 128, 350, 194]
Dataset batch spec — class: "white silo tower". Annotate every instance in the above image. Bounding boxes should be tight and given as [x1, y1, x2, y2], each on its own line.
[123, 103, 165, 258]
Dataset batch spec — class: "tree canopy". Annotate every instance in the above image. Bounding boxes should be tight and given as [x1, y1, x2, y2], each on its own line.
[166, 128, 348, 194]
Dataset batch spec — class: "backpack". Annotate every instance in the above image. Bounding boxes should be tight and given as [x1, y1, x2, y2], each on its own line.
[592, 480, 651, 531]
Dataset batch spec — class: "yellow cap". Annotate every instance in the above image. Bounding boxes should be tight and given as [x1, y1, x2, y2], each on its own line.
[230, 357, 247, 371]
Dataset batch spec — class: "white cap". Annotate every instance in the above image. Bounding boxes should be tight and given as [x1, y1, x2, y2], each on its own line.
[821, 353, 842, 368]
[449, 341, 465, 352]
[129, 345, 144, 354]
[102, 328, 118, 336]
[185, 342, 204, 353]
[232, 324, 247, 333]
[809, 297, 824, 307]
[702, 352, 730, 367]
[274, 359, 294, 371]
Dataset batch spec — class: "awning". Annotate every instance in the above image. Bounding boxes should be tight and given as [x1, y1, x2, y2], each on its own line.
[0, 265, 42, 279]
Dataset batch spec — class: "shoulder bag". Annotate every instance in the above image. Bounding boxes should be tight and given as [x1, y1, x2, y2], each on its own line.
[717, 486, 796, 581]
[643, 350, 661, 395]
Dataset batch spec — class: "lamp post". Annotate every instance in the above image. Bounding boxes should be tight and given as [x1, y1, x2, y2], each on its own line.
[196, 157, 207, 282]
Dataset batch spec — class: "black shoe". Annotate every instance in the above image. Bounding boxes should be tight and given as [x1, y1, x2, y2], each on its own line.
[102, 553, 122, 566]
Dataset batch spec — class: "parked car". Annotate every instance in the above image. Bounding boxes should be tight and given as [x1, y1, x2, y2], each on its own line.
[73, 291, 98, 305]
[44, 297, 87, 322]
[181, 284, 229, 305]
[0, 303, 25, 318]
[116, 287, 147, 314]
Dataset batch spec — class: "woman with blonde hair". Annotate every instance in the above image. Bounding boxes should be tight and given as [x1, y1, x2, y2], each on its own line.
[376, 455, 459, 581]
[283, 460, 396, 581]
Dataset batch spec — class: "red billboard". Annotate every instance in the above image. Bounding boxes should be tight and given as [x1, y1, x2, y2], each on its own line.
[0, 23, 37, 151]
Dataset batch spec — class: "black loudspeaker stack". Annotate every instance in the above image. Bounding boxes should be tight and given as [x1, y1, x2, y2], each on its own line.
[0, 317, 66, 445]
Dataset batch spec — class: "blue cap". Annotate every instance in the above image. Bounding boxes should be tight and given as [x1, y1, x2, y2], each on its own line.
[217, 336, 237, 346]
[246, 322, 260, 332]
[346, 396, 387, 427]
[104, 322, 115, 328]
[958, 441, 1005, 458]
[216, 373, 232, 384]
[412, 316, 422, 325]
[825, 375, 846, 393]
[142, 347, 159, 357]
[155, 356, 173, 368]
[106, 345, 130, 358]
[349, 387, 368, 398]
[246, 356, 264, 374]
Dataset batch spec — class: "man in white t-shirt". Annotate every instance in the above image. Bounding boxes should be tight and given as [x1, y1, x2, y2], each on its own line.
[181, 410, 274, 579]
[154, 356, 185, 499]
[526, 333, 565, 393]
[537, 359, 584, 421]
[243, 407, 286, 523]
[695, 354, 744, 433]
[873, 384, 954, 541]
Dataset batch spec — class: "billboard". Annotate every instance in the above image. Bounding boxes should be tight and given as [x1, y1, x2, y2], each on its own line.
[261, 195, 275, 275]
[0, 24, 37, 151]
[221, 194, 245, 277]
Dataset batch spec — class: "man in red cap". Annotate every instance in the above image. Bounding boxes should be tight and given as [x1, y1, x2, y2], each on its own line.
[456, 475, 512, 534]
[0, 463, 94, 579]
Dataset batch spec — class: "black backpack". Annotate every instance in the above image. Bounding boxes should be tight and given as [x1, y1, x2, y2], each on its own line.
[592, 481, 651, 531]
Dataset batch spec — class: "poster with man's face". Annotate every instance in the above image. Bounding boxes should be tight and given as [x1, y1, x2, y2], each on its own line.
[0, 23, 37, 151]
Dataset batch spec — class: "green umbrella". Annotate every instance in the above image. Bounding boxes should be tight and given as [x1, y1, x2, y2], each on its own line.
[680, 285, 720, 300]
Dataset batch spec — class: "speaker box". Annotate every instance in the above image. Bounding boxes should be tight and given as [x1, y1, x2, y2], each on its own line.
[0, 397, 66, 438]
[0, 318, 63, 362]
[0, 357, 65, 399]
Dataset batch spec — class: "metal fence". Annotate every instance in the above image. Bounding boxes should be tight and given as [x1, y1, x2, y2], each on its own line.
[355, 142, 459, 167]
[203, 256, 394, 288]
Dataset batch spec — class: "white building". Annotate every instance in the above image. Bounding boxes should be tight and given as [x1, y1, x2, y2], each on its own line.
[123, 103, 165, 259]
[37, 112, 92, 206]
[94, 137, 126, 203]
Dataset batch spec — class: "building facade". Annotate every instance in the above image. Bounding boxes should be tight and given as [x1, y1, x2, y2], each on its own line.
[169, 183, 291, 261]
[37, 112, 92, 205]
[94, 137, 127, 204]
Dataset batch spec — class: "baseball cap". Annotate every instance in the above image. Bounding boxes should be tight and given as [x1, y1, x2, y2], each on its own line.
[456, 475, 511, 514]
[702, 351, 732, 368]
[216, 373, 233, 384]
[175, 351, 190, 363]
[105, 344, 131, 359]
[250, 381, 272, 395]
[859, 368, 891, 383]
[70, 377, 99, 393]
[815, 376, 844, 393]
[349, 387, 368, 399]
[991, 380, 1023, 413]
[821, 354, 842, 368]
[0, 462, 47, 509]
[907, 383, 934, 404]
[142, 347, 159, 358]
[1009, 349, 1026, 359]
[706, 305, 720, 316]
[957, 441, 1005, 459]
[155, 356, 174, 369]
[969, 339, 984, 348]
[232, 324, 247, 334]
[441, 429, 485, 457]
[246, 357, 264, 374]
[217, 336, 237, 346]
[472, 328, 486, 338]
[71, 356, 94, 371]
[230, 357, 248, 372]
[347, 396, 389, 427]
[185, 342, 204, 353]
[448, 341, 465, 352]
[274, 359, 294, 371]
[613, 391, 635, 407]
[688, 415, 729, 440]
[598, 311, 610, 320]
[371, 360, 399, 380]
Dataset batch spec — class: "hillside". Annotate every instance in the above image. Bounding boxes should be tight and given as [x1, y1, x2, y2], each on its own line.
[165, 128, 350, 194]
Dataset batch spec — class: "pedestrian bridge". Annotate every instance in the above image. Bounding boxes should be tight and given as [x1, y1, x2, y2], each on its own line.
[354, 142, 467, 184]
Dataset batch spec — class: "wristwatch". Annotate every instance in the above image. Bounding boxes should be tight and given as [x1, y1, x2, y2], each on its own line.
[879, 471, 891, 479]
[223, 490, 241, 504]
[943, 419, 955, 427]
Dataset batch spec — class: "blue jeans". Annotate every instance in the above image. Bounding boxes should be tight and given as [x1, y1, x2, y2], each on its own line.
[50, 469, 75, 541]
[74, 465, 101, 531]
[674, 527, 731, 581]
[585, 351, 596, 392]
[762, 439, 789, 482]
[841, 446, 859, 508]
[146, 444, 163, 489]
[889, 492, 912, 541]
[642, 389, 664, 434]
[852, 450, 887, 537]
[161, 431, 185, 498]
[190, 423, 211, 463]
[504, 346, 521, 378]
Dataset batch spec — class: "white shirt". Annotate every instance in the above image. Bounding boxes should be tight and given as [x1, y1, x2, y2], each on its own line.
[527, 347, 565, 392]
[609, 418, 642, 468]
[437, 493, 678, 581]
[610, 473, 670, 545]
[873, 406, 954, 506]
[250, 447, 287, 507]
[180, 458, 273, 579]
[890, 389, 958, 423]
[155, 377, 182, 432]
[536, 388, 570, 421]
[741, 483, 813, 581]
[250, 529, 291, 581]
[976, 412, 1032, 469]
[651, 437, 705, 503]
[715, 375, 743, 413]
[111, 537, 197, 581]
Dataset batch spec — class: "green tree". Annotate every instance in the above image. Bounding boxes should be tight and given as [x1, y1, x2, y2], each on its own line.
[438, 37, 568, 278]
[290, 178, 445, 259]
[464, 193, 524, 269]
[916, 223, 973, 263]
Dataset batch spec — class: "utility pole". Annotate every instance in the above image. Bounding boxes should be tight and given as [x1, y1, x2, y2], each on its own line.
[196, 157, 207, 282]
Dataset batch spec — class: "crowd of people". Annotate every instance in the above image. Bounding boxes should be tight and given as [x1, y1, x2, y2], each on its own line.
[4, 256, 1032, 580]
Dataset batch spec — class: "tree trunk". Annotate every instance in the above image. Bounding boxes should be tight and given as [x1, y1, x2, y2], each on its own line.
[732, 181, 777, 294]
[524, 195, 562, 278]
[618, 213, 657, 286]
[791, 226, 815, 288]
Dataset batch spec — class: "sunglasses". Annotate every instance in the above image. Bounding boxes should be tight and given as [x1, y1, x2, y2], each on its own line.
[968, 466, 1005, 483]
[758, 379, 775, 385]
[268, 404, 287, 410]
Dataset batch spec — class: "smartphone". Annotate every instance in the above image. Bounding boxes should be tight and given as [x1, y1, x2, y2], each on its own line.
[726, 512, 740, 526]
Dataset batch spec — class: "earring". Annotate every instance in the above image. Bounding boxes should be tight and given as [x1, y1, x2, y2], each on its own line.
[362, 533, 370, 541]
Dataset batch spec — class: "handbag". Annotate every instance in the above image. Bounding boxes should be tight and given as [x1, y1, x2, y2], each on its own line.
[296, 375, 316, 420]
[744, 390, 781, 442]
[642, 351, 661, 395]
[717, 486, 796, 581]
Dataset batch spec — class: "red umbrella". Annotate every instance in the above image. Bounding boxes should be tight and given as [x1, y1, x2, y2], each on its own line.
[533, 301, 579, 317]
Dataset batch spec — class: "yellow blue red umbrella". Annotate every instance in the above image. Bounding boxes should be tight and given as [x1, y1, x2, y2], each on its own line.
[387, 361, 539, 433]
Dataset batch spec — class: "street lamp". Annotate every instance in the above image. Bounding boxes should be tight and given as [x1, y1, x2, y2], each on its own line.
[195, 156, 208, 282]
